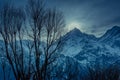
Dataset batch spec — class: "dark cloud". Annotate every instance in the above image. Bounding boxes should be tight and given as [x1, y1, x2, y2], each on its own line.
[54, 0, 120, 37]
[0, 0, 120, 37]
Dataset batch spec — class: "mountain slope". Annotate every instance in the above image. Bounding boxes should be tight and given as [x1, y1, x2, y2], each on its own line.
[59, 26, 120, 64]
[99, 26, 120, 47]
[60, 28, 97, 56]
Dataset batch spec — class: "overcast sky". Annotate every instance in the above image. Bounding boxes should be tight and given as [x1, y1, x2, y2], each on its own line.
[0, 0, 120, 37]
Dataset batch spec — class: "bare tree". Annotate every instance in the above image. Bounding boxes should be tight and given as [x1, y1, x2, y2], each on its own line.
[26, 0, 65, 80]
[0, 3, 27, 80]
[0, 0, 65, 80]
[25, 40, 34, 80]
[43, 9, 65, 80]
[26, 0, 46, 79]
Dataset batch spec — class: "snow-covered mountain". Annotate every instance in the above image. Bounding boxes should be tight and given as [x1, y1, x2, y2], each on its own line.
[99, 26, 120, 47]
[59, 26, 120, 64]
[60, 28, 97, 57]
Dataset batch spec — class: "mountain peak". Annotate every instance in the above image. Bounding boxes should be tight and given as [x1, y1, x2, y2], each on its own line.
[110, 26, 120, 31]
[112, 25, 120, 28]
[106, 26, 120, 34]
[71, 27, 81, 32]
[62, 27, 97, 43]
[61, 28, 83, 41]
[99, 26, 120, 42]
[101, 26, 120, 37]
[69, 28, 82, 35]
[72, 27, 80, 31]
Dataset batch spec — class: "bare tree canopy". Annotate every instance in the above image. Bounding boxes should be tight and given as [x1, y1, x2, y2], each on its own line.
[0, 0, 65, 80]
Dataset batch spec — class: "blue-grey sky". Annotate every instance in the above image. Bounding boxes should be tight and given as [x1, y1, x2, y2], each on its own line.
[0, 0, 120, 37]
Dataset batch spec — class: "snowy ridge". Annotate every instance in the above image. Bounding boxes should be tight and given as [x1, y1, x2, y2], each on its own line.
[99, 26, 120, 47]
[59, 26, 120, 64]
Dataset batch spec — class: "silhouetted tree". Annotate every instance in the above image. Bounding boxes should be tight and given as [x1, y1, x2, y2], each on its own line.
[0, 3, 27, 80]
[26, 0, 65, 80]
[26, 0, 45, 79]
[0, 0, 65, 80]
